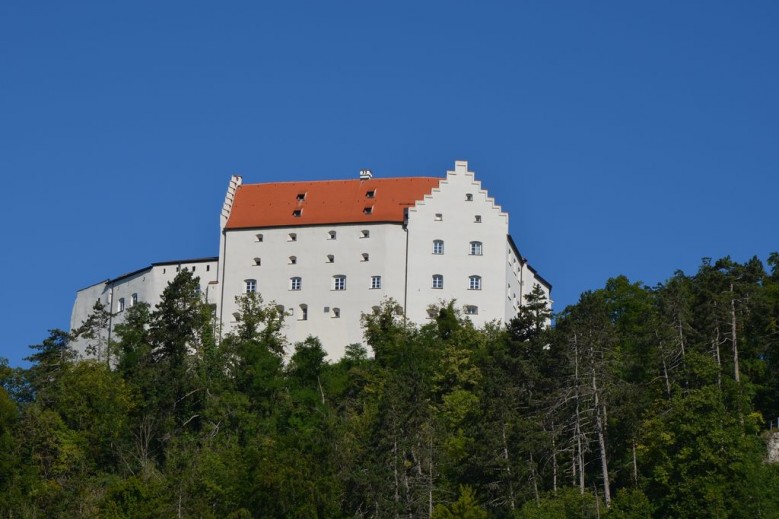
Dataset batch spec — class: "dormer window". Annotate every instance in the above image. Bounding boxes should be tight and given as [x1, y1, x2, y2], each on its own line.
[465, 193, 473, 201]
[364, 206, 373, 215]
[296, 193, 306, 201]
[366, 190, 376, 198]
[292, 209, 302, 217]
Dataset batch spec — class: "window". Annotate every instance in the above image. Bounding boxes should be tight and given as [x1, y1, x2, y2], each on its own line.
[470, 241, 483, 255]
[464, 305, 479, 315]
[364, 206, 373, 215]
[245, 279, 257, 294]
[117, 298, 125, 312]
[474, 215, 482, 223]
[299, 304, 308, 321]
[207, 265, 210, 271]
[432, 274, 444, 289]
[366, 190, 376, 198]
[433, 240, 444, 255]
[371, 275, 382, 289]
[327, 254, 334, 263]
[469, 275, 482, 290]
[290, 277, 302, 290]
[435, 213, 443, 221]
[256, 233, 264, 242]
[292, 209, 302, 217]
[465, 193, 473, 201]
[131, 293, 138, 307]
[328, 230, 337, 240]
[332, 307, 341, 318]
[288, 233, 297, 242]
[361, 229, 370, 238]
[333, 275, 346, 290]
[296, 192, 306, 201]
[254, 257, 261, 266]
[289, 256, 297, 265]
[362, 253, 369, 262]
[192, 266, 196, 272]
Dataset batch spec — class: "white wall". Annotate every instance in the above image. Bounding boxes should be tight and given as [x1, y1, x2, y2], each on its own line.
[219, 223, 408, 360]
[405, 161, 509, 327]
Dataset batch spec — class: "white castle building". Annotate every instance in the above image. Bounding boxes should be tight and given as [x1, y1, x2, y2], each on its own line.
[71, 161, 550, 359]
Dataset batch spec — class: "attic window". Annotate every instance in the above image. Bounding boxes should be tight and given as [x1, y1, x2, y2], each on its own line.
[363, 206, 373, 215]
[296, 193, 306, 201]
[361, 229, 370, 238]
[366, 190, 376, 198]
[288, 233, 297, 242]
[328, 230, 337, 240]
[292, 209, 302, 217]
[256, 233, 264, 242]
[435, 213, 443, 221]
[465, 193, 473, 201]
[474, 215, 482, 223]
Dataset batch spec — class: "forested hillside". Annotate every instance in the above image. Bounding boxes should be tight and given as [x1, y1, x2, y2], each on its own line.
[2, 254, 779, 518]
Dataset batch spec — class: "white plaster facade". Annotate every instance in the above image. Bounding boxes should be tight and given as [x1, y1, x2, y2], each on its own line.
[70, 258, 218, 357]
[70, 161, 550, 361]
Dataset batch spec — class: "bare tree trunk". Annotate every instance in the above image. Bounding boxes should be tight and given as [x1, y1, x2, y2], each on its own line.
[393, 438, 399, 518]
[502, 422, 516, 511]
[551, 423, 558, 493]
[730, 284, 740, 384]
[632, 439, 638, 486]
[661, 355, 672, 398]
[574, 333, 585, 494]
[713, 324, 722, 389]
[592, 369, 611, 507]
[428, 436, 433, 519]
[529, 453, 540, 505]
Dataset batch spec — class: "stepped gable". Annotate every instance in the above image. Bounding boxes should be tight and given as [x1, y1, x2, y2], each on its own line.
[225, 176, 442, 229]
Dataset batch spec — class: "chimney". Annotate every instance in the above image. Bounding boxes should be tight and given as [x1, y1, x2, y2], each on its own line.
[359, 169, 373, 180]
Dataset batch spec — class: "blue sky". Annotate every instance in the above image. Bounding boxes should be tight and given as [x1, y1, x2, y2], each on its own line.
[2, 1, 777, 366]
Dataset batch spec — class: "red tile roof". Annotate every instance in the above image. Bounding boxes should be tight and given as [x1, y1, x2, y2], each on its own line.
[225, 177, 442, 229]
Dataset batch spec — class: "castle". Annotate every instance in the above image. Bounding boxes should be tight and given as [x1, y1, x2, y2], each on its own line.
[70, 161, 550, 359]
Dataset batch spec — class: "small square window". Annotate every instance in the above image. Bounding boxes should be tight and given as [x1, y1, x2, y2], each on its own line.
[361, 229, 370, 238]
[435, 213, 443, 221]
[256, 233, 264, 242]
[290, 277, 302, 290]
[465, 193, 473, 201]
[333, 275, 346, 290]
[328, 230, 337, 240]
[362, 253, 369, 262]
[289, 256, 297, 265]
[327, 254, 334, 263]
[292, 209, 302, 217]
[465, 305, 478, 315]
[366, 190, 376, 198]
[288, 233, 297, 241]
[432, 274, 444, 289]
[296, 193, 306, 201]
[254, 257, 262, 266]
[371, 275, 382, 289]
[474, 215, 482, 223]
[364, 206, 373, 215]
[332, 307, 341, 318]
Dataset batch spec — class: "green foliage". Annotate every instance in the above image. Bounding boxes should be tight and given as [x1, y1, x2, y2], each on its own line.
[8, 253, 779, 517]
